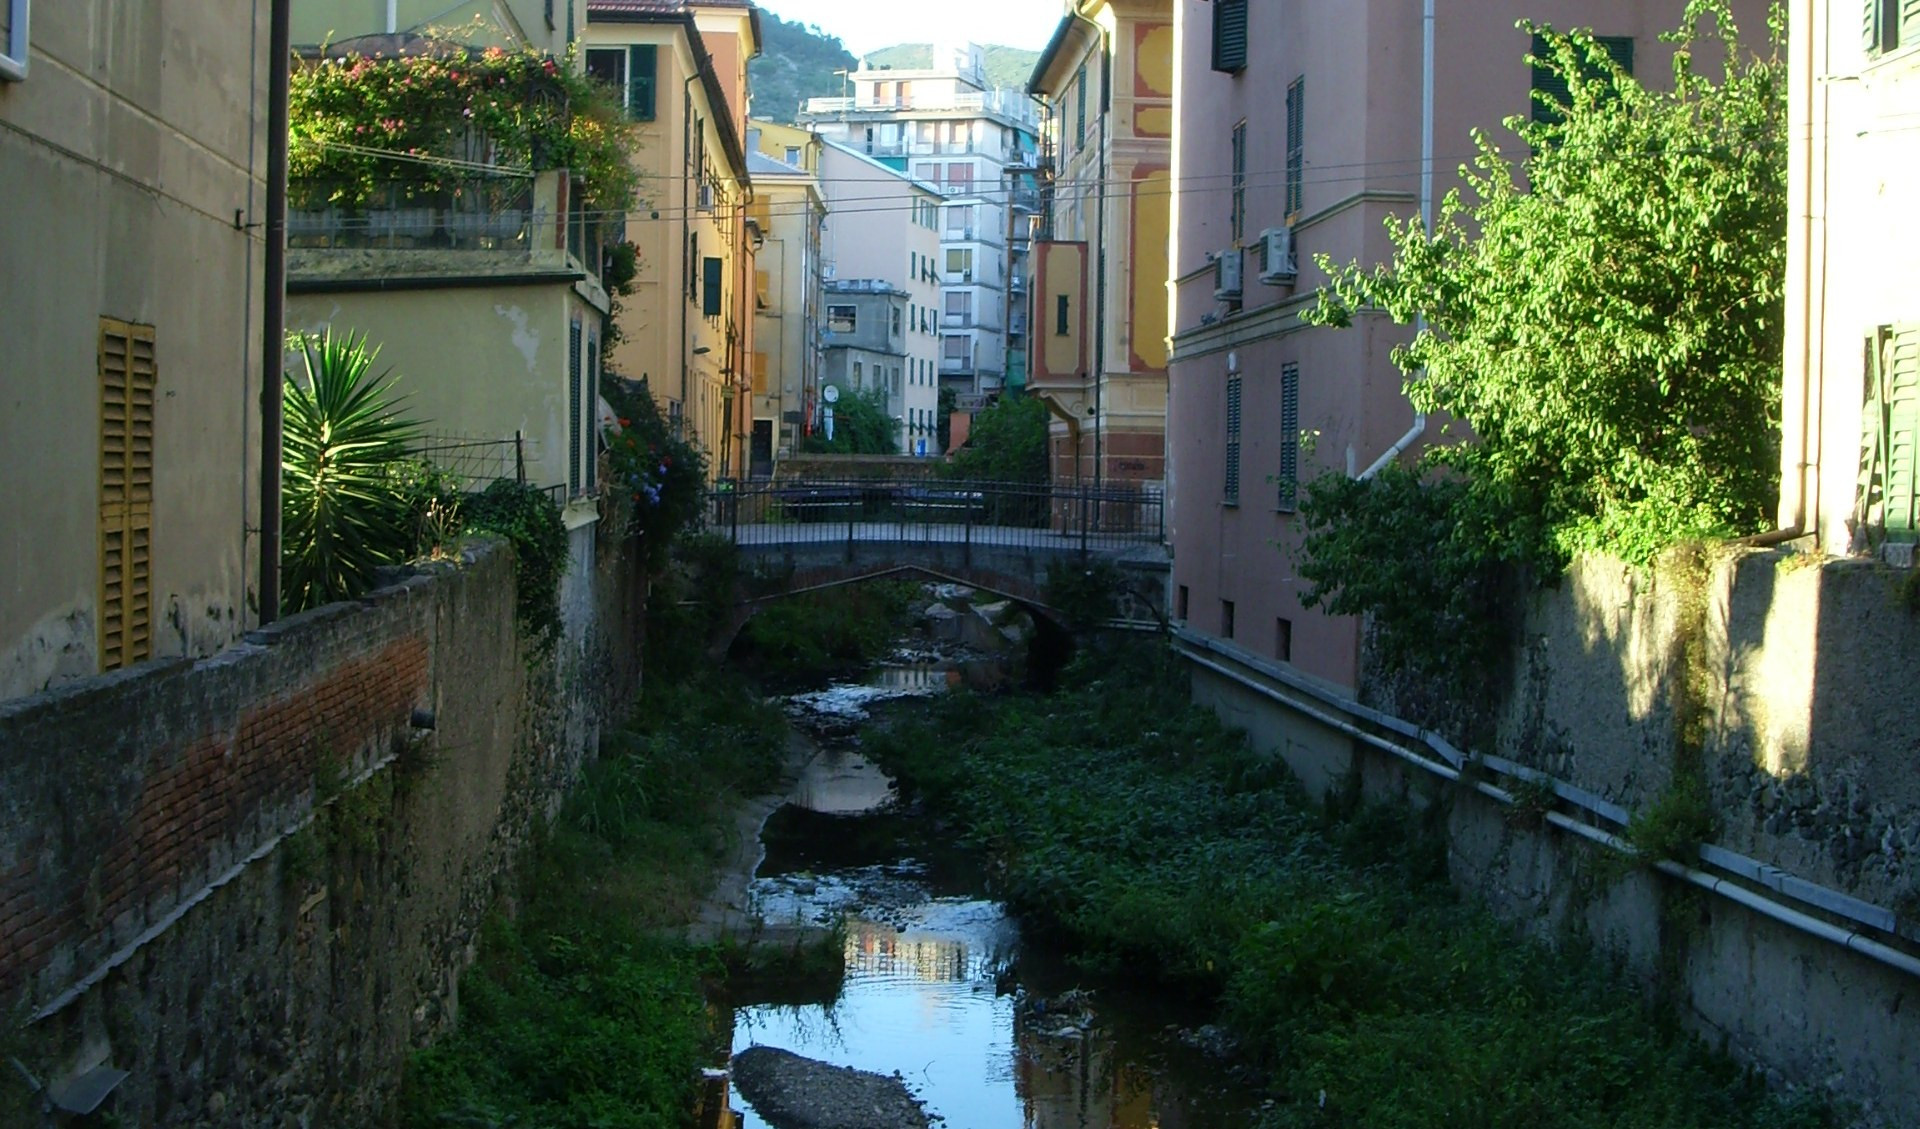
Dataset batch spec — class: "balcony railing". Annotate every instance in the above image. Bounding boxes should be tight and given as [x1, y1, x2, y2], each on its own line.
[290, 177, 534, 250]
[705, 477, 1164, 550]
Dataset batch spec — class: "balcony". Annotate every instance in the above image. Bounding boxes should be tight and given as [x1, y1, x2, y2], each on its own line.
[288, 172, 612, 297]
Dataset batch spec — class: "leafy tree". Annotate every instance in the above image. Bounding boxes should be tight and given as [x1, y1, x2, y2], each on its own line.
[948, 392, 1048, 485]
[281, 330, 424, 613]
[1305, 2, 1786, 570]
[802, 387, 898, 454]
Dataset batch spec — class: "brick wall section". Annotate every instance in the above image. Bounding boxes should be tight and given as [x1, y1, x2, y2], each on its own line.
[1, 527, 646, 1126]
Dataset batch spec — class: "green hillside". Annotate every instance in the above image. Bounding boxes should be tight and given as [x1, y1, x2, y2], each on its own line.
[749, 11, 856, 124]
[863, 43, 1042, 91]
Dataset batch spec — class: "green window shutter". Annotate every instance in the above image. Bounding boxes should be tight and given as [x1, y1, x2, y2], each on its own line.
[629, 45, 657, 121]
[568, 320, 583, 495]
[1285, 79, 1304, 218]
[1225, 374, 1242, 504]
[1886, 327, 1920, 536]
[1075, 66, 1087, 142]
[1278, 363, 1299, 512]
[1212, 0, 1248, 73]
[703, 256, 723, 317]
[1531, 33, 1634, 124]
[1901, 0, 1920, 48]
[1858, 326, 1920, 539]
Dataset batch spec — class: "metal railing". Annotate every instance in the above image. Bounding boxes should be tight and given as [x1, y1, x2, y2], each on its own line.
[706, 477, 1164, 555]
[289, 177, 534, 250]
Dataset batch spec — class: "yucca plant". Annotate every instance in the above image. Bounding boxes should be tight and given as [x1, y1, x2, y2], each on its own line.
[281, 329, 424, 613]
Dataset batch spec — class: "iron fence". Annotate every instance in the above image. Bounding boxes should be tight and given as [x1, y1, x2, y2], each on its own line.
[289, 177, 534, 250]
[706, 477, 1164, 555]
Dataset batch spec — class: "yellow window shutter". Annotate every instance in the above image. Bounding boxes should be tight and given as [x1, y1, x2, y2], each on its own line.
[752, 351, 770, 395]
[99, 317, 155, 671]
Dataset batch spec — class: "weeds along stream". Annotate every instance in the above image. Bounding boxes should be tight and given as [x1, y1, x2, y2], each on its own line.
[399, 575, 1838, 1129]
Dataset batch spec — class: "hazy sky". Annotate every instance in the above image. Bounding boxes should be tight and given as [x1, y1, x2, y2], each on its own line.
[756, 0, 1066, 57]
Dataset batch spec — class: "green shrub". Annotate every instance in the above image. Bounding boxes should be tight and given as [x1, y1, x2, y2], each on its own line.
[863, 640, 1835, 1129]
[463, 478, 569, 654]
[281, 329, 424, 613]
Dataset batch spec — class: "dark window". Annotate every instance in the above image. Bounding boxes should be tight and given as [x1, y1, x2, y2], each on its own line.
[687, 232, 698, 300]
[1285, 79, 1305, 219]
[1212, 0, 1248, 72]
[1224, 373, 1242, 504]
[628, 45, 658, 122]
[1177, 585, 1190, 620]
[1056, 294, 1071, 336]
[1230, 120, 1247, 242]
[1221, 600, 1236, 639]
[1278, 363, 1299, 512]
[702, 256, 723, 317]
[827, 305, 856, 333]
[1276, 618, 1293, 662]
[585, 48, 625, 92]
[1531, 33, 1634, 125]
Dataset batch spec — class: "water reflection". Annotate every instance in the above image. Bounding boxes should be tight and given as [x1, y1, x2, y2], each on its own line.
[732, 657, 1252, 1129]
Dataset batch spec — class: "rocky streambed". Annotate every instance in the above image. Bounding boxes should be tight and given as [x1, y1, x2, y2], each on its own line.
[716, 610, 1263, 1129]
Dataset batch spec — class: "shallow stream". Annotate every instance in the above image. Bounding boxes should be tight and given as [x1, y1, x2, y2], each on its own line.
[726, 653, 1263, 1129]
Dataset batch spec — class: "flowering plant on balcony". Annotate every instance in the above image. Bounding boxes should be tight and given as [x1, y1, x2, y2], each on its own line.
[601, 377, 706, 562]
[291, 45, 640, 211]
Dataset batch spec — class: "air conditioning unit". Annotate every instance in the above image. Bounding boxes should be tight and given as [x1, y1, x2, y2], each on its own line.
[1257, 227, 1297, 284]
[1213, 248, 1244, 300]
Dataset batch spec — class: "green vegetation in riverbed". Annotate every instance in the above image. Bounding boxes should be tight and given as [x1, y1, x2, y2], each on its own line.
[862, 643, 1836, 1129]
[399, 674, 788, 1128]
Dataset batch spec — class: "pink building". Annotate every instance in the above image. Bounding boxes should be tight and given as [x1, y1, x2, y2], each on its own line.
[1166, 0, 1770, 690]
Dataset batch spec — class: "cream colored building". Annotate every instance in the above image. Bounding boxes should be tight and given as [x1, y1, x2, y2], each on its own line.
[0, 3, 269, 699]
[1779, 0, 1920, 555]
[744, 136, 825, 475]
[287, 171, 613, 522]
[582, 0, 759, 480]
[1029, 0, 1173, 491]
[293, 0, 582, 54]
[818, 140, 944, 454]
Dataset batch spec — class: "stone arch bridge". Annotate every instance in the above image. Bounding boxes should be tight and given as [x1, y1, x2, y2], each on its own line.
[705, 478, 1171, 645]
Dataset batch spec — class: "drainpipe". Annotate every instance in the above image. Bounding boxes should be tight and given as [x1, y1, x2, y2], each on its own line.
[260, 0, 291, 624]
[1, 0, 29, 82]
[1775, 0, 1820, 544]
[1358, 0, 1434, 480]
[384, 0, 397, 34]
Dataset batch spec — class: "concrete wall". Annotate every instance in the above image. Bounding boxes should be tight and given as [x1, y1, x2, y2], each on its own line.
[1179, 546, 1920, 1123]
[0, 0, 268, 700]
[0, 524, 644, 1126]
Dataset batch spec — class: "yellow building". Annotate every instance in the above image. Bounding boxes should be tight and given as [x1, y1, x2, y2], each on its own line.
[748, 117, 824, 175]
[582, 0, 759, 480]
[1, 2, 269, 698]
[1028, 0, 1173, 491]
[745, 123, 826, 474]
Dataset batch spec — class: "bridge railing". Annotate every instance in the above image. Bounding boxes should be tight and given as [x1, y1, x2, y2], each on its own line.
[706, 477, 1165, 554]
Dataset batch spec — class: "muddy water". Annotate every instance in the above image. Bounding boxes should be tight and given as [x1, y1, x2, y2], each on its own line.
[728, 657, 1263, 1129]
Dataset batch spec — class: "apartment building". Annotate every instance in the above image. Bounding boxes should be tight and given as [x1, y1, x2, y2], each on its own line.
[1029, 0, 1173, 492]
[1166, 0, 1769, 689]
[1780, 0, 1920, 555]
[583, 0, 759, 480]
[800, 44, 1041, 405]
[744, 131, 826, 475]
[817, 140, 944, 453]
[0, 3, 269, 699]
